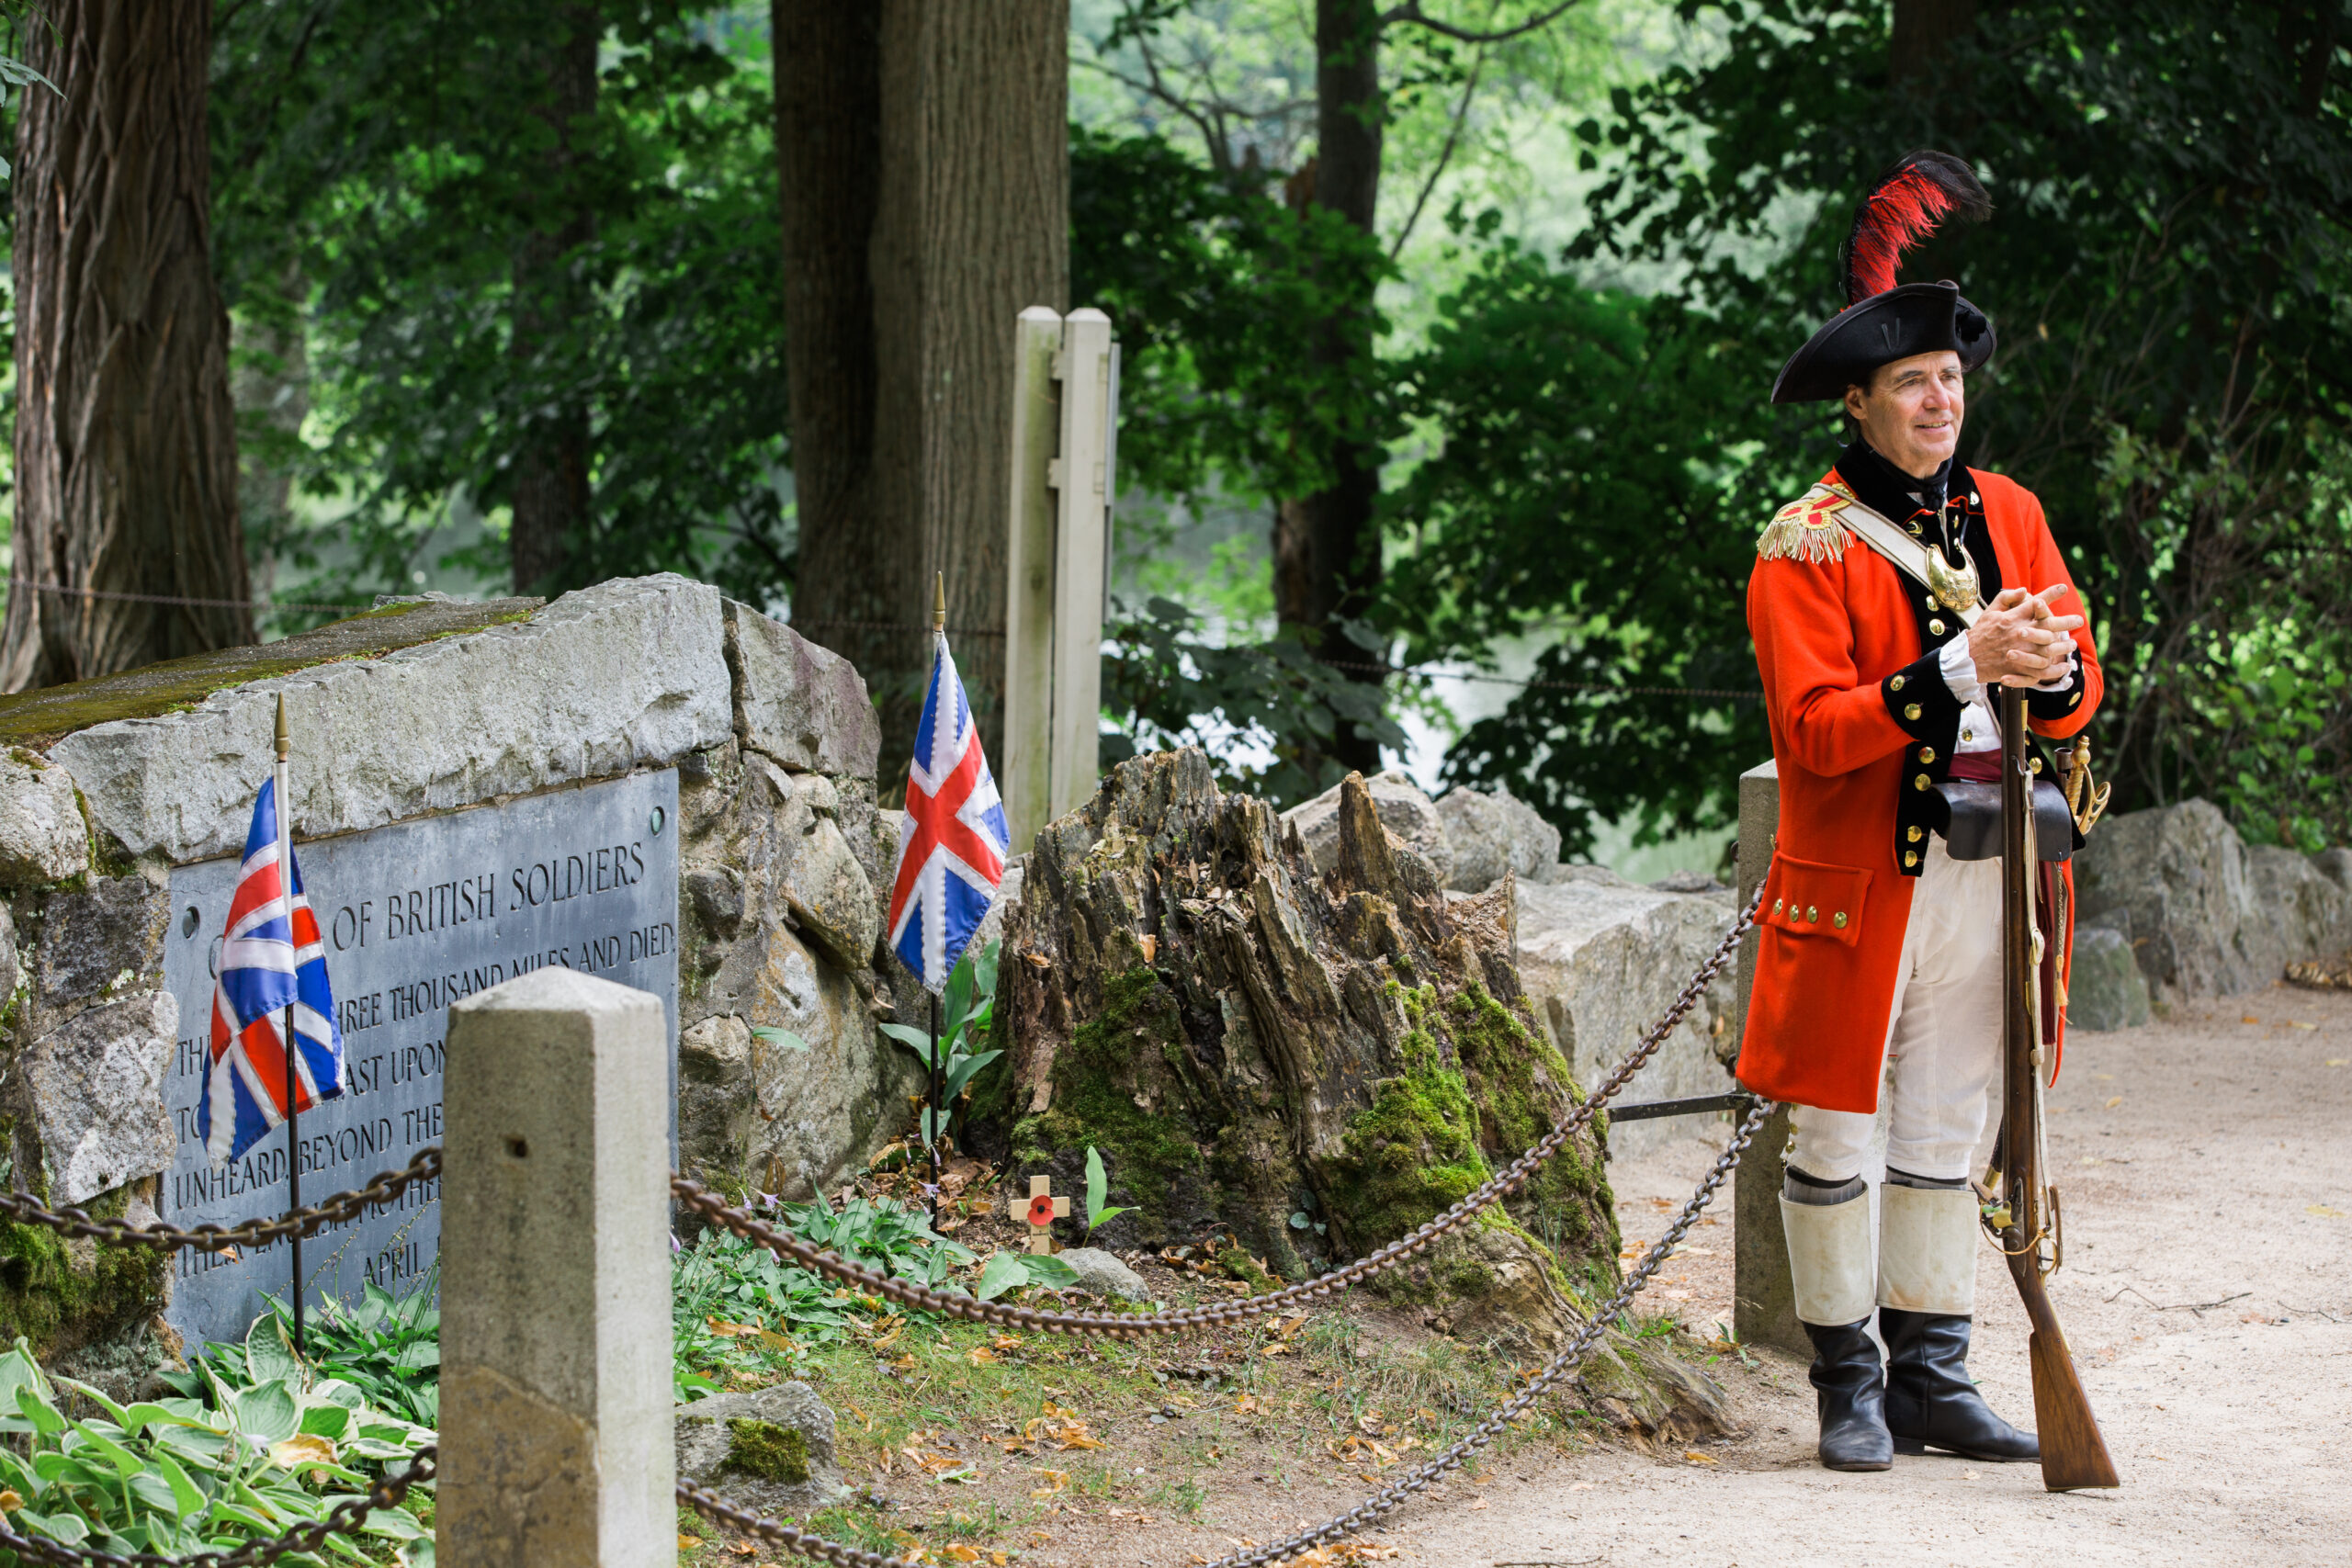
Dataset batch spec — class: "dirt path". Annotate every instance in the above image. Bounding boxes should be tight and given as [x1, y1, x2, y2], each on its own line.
[1378, 982, 2352, 1567]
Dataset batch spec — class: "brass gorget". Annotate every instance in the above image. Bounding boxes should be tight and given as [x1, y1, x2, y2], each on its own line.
[1923, 509, 1983, 612]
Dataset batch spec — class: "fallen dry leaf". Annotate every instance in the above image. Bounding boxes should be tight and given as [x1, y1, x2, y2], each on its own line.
[1469, 1496, 1488, 1510]
[2106, 1095, 2123, 1109]
[2309, 1204, 2345, 1218]
[1683, 1449, 1719, 1465]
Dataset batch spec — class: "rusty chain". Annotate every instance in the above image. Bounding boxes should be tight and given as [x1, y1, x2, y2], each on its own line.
[674, 876, 1764, 1337]
[0, 1148, 441, 1256]
[677, 1098, 1774, 1566]
[0, 1447, 434, 1568]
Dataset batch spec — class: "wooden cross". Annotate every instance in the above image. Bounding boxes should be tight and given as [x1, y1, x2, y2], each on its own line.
[1009, 1174, 1069, 1254]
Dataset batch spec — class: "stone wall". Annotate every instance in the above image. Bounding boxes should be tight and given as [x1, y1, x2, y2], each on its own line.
[2070, 796, 2352, 1025]
[0, 576, 914, 1373]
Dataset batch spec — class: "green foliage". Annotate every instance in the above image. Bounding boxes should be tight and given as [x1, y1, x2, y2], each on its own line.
[1385, 229, 1781, 854]
[1082, 1146, 1134, 1236]
[210, 2, 792, 615]
[0, 1324, 433, 1564]
[1071, 125, 1396, 508]
[1566, 0, 2352, 844]
[1101, 595, 1408, 808]
[972, 1250, 1081, 1303]
[877, 942, 1002, 1156]
[166, 1282, 441, 1429]
[672, 1191, 975, 1382]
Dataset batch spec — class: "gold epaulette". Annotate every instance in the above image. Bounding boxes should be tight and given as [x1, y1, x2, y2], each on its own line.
[1757, 483, 1857, 564]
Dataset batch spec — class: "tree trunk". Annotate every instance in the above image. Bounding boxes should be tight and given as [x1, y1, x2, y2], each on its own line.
[781, 0, 1068, 784]
[1889, 0, 1979, 80]
[1, 0, 249, 692]
[507, 5, 600, 596]
[987, 752, 1620, 1348]
[1273, 0, 1385, 776]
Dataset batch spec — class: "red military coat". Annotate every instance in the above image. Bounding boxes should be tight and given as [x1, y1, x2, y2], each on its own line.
[1734, 463, 2103, 1113]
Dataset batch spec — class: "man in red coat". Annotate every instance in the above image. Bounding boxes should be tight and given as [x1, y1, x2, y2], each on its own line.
[1736, 152, 2101, 1472]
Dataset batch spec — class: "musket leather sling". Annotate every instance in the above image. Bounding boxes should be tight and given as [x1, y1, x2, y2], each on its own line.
[1802, 485, 2075, 863]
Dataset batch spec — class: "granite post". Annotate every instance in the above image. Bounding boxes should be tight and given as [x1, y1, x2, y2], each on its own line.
[437, 969, 675, 1567]
[1732, 760, 1807, 1357]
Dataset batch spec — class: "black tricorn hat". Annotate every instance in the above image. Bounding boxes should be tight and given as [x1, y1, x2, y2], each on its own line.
[1772, 152, 1995, 404]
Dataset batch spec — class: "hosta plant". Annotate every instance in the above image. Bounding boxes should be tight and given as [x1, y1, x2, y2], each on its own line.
[0, 1318, 435, 1565]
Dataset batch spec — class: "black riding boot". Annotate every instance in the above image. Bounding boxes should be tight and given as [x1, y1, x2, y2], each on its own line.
[1804, 1318, 1893, 1472]
[1880, 1308, 2039, 1461]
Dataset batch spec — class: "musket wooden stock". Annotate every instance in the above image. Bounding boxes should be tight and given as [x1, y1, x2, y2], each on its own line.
[1998, 687, 2120, 1492]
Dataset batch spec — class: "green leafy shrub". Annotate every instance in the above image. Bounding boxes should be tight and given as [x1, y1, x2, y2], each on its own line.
[0, 1320, 432, 1564]
[167, 1281, 440, 1429]
[877, 942, 1002, 1157]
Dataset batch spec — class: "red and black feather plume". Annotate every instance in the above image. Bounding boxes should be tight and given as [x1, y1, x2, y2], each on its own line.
[1839, 151, 1991, 305]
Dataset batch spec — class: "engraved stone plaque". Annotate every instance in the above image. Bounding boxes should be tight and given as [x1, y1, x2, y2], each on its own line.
[161, 769, 680, 1350]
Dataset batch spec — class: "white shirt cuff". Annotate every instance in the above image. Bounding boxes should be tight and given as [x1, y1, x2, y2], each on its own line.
[2038, 644, 2080, 692]
[1939, 635, 1982, 704]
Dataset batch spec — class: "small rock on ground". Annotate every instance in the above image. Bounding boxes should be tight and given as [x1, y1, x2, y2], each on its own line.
[1055, 1247, 1151, 1303]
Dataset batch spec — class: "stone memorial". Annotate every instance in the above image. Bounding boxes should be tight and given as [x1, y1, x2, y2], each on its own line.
[159, 771, 680, 1349]
[0, 575, 914, 1381]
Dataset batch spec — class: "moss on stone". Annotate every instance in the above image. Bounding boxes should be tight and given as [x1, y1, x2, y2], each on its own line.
[0, 597, 541, 750]
[0, 1185, 166, 1357]
[1010, 965, 1205, 1238]
[1440, 982, 1622, 1285]
[722, 1417, 811, 1484]
[1322, 987, 1491, 1250]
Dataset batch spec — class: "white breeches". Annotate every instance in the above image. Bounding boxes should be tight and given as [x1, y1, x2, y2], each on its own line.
[1787, 838, 2004, 1183]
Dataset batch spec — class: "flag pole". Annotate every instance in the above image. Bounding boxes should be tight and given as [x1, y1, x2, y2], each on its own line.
[928, 571, 946, 1227]
[274, 695, 303, 1359]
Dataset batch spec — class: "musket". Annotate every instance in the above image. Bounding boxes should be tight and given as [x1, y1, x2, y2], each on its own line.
[1984, 686, 2120, 1491]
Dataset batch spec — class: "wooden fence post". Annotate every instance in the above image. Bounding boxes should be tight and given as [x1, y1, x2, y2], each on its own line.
[1001, 305, 1065, 854]
[437, 968, 676, 1567]
[1001, 305, 1121, 850]
[1732, 758, 1809, 1356]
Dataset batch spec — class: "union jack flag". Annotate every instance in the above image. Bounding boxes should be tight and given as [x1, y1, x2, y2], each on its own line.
[886, 629, 1012, 992]
[199, 777, 345, 1166]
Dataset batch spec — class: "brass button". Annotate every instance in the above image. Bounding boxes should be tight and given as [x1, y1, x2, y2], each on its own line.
[1834, 911, 1849, 930]
[1914, 773, 1930, 790]
[2031, 757, 2043, 774]
[1904, 702, 1922, 721]
[1917, 746, 1936, 763]
[1773, 897, 1783, 915]
[1907, 826, 1923, 842]
[1905, 851, 1920, 867]
[1890, 673, 1905, 692]
[1962, 728, 1974, 742]
[1805, 906, 1818, 923]
[1929, 617, 1947, 636]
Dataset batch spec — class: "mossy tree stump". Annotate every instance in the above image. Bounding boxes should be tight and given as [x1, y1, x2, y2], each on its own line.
[987, 750, 1621, 1346]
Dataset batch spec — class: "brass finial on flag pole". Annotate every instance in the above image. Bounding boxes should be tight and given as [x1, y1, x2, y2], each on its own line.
[933, 571, 946, 631]
[273, 695, 304, 1357]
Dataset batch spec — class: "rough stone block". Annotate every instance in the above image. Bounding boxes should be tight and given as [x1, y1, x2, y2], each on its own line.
[2314, 848, 2352, 896]
[2074, 798, 2274, 1002]
[763, 766, 879, 971]
[439, 967, 675, 1568]
[1281, 769, 1452, 886]
[2246, 844, 2352, 970]
[31, 874, 166, 1035]
[0, 754, 87, 886]
[51, 574, 730, 863]
[20, 990, 176, 1203]
[2066, 926, 2151, 1032]
[1055, 1246, 1150, 1302]
[674, 1383, 842, 1520]
[0, 903, 18, 1007]
[1436, 785, 1561, 893]
[1515, 877, 1739, 1160]
[726, 601, 881, 778]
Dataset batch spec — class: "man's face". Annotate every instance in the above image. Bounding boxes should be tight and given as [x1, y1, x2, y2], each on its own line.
[1842, 350, 1965, 479]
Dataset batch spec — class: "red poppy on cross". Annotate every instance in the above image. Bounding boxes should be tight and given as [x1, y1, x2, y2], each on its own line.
[1009, 1174, 1069, 1254]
